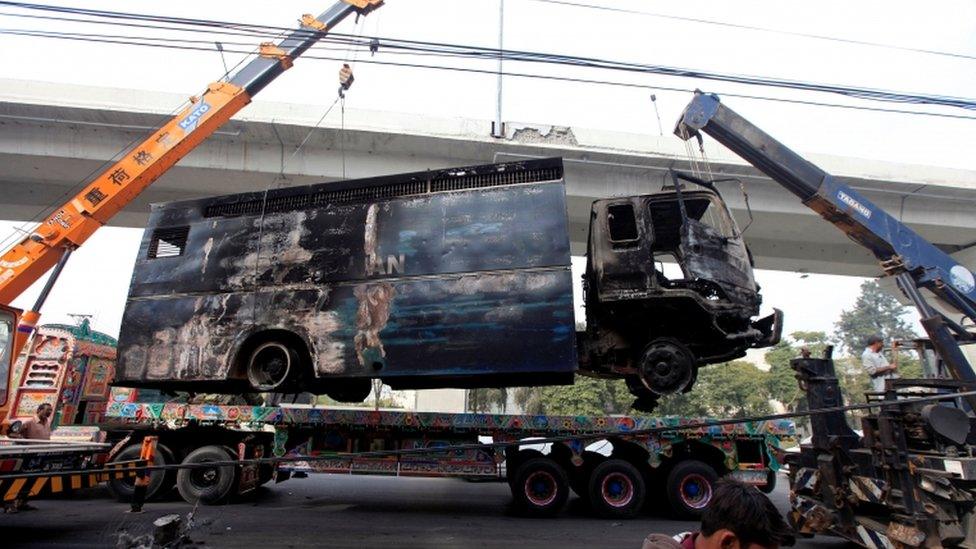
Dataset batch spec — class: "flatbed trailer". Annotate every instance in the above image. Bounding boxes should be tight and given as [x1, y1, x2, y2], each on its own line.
[101, 401, 794, 519]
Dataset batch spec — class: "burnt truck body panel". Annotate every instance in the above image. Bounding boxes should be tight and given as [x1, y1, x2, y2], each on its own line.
[116, 158, 780, 406]
[116, 159, 577, 392]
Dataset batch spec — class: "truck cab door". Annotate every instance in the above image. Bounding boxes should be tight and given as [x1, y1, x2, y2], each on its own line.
[589, 198, 655, 301]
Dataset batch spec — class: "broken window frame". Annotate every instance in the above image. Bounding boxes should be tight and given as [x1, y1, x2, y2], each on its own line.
[606, 203, 640, 245]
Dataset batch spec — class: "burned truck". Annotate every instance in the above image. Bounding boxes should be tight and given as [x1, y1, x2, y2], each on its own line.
[115, 158, 780, 408]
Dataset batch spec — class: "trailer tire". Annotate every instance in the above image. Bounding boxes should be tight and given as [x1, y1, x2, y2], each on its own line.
[506, 449, 543, 491]
[587, 459, 646, 519]
[176, 445, 237, 505]
[511, 457, 569, 517]
[106, 443, 173, 503]
[759, 469, 777, 494]
[666, 460, 718, 519]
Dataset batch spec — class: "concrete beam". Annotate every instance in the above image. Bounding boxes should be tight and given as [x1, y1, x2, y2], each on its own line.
[2, 78, 976, 278]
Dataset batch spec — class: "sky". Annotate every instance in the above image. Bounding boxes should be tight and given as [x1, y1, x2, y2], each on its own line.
[2, 0, 972, 344]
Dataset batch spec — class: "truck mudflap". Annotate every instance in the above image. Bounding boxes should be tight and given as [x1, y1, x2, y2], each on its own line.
[751, 308, 783, 348]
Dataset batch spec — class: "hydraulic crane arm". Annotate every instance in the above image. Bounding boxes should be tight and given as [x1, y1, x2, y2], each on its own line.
[0, 0, 383, 329]
[675, 91, 976, 386]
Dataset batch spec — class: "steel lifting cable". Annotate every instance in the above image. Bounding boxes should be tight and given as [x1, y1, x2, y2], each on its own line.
[6, 387, 976, 481]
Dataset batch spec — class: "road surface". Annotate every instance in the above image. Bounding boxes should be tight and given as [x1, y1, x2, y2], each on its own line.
[3, 473, 849, 548]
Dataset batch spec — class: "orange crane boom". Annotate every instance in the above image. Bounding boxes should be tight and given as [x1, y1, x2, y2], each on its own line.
[0, 0, 383, 341]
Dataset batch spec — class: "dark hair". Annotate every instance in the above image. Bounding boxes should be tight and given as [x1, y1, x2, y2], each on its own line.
[36, 403, 52, 412]
[701, 479, 794, 547]
[866, 334, 883, 346]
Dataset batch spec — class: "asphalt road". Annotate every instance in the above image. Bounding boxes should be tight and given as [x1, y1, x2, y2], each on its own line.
[3, 473, 851, 548]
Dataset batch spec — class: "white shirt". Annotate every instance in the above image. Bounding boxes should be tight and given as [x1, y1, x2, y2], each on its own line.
[862, 347, 896, 392]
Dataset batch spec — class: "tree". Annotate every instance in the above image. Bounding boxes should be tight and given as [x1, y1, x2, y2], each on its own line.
[765, 331, 829, 411]
[537, 376, 630, 416]
[466, 388, 509, 413]
[655, 361, 772, 418]
[835, 280, 916, 355]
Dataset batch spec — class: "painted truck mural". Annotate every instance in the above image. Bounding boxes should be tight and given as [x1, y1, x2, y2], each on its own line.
[8, 320, 118, 427]
[115, 158, 781, 410]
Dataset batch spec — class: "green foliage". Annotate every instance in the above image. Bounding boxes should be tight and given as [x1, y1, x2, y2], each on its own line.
[648, 361, 773, 418]
[765, 331, 829, 411]
[466, 388, 509, 413]
[537, 376, 630, 416]
[835, 280, 916, 354]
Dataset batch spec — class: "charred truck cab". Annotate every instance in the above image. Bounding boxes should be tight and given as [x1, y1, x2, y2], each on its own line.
[581, 172, 781, 408]
[115, 158, 780, 409]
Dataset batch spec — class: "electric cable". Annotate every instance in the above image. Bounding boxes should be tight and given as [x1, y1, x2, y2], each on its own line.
[526, 0, 976, 62]
[1, 27, 974, 121]
[0, 1, 973, 111]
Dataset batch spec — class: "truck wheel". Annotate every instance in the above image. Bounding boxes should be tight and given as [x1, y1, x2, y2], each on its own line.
[759, 469, 777, 494]
[247, 342, 299, 392]
[506, 449, 543, 491]
[587, 459, 646, 519]
[666, 460, 718, 519]
[106, 443, 174, 502]
[569, 451, 604, 503]
[511, 457, 569, 517]
[176, 445, 237, 505]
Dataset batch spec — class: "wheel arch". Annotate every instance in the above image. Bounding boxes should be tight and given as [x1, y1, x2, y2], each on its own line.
[230, 327, 315, 381]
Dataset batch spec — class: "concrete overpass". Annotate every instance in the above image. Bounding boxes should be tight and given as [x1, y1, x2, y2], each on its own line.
[1, 78, 975, 277]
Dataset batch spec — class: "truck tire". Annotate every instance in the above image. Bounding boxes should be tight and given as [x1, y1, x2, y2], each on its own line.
[176, 445, 237, 505]
[247, 342, 299, 392]
[506, 449, 543, 491]
[569, 451, 605, 503]
[759, 469, 777, 494]
[587, 459, 646, 519]
[511, 457, 569, 517]
[106, 443, 174, 503]
[666, 460, 718, 519]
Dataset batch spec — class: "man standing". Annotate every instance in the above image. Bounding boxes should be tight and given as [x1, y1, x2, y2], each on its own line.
[16, 403, 53, 440]
[861, 335, 898, 392]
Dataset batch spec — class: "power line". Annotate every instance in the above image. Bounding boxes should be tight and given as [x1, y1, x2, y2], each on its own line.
[526, 0, 976, 62]
[2, 27, 975, 122]
[0, 1, 974, 112]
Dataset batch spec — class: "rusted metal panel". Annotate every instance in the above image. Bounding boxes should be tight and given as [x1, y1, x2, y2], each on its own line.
[116, 158, 576, 391]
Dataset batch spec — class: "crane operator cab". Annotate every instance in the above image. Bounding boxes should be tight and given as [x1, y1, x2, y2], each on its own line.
[579, 171, 782, 410]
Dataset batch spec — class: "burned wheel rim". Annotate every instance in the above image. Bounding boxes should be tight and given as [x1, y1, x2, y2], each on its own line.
[189, 464, 221, 490]
[679, 473, 712, 509]
[524, 470, 558, 507]
[247, 342, 292, 391]
[601, 472, 635, 508]
[638, 340, 694, 396]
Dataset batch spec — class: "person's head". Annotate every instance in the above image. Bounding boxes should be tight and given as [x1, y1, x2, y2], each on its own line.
[698, 479, 794, 549]
[36, 403, 53, 421]
[866, 334, 884, 352]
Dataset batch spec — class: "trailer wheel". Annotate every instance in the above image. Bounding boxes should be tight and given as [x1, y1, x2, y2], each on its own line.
[247, 342, 298, 391]
[511, 457, 569, 517]
[106, 443, 174, 502]
[759, 469, 777, 494]
[666, 460, 718, 519]
[587, 459, 646, 519]
[176, 445, 237, 505]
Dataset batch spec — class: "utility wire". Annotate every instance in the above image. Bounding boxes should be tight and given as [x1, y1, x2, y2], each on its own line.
[2, 27, 975, 122]
[526, 0, 976, 62]
[0, 1, 974, 111]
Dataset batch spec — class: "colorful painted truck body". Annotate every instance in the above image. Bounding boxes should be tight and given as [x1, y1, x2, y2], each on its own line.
[7, 322, 118, 429]
[102, 401, 794, 518]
